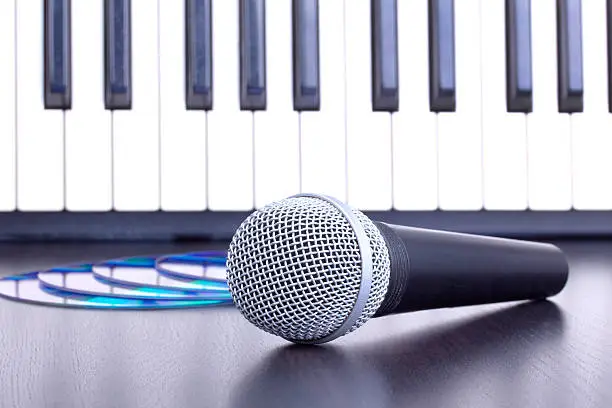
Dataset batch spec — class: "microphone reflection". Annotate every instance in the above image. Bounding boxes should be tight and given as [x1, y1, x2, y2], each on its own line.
[230, 301, 564, 408]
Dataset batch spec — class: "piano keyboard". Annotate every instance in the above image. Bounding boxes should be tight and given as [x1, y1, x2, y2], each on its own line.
[0, 0, 611, 240]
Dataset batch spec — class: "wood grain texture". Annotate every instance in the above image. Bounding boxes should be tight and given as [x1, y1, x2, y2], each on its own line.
[0, 240, 611, 408]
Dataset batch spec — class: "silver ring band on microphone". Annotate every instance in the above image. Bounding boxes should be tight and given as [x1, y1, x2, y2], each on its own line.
[290, 193, 374, 344]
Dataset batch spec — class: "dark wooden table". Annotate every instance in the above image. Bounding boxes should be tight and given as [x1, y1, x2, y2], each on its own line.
[0, 240, 611, 408]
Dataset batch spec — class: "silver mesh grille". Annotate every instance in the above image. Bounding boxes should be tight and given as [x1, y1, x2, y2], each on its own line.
[226, 195, 391, 343]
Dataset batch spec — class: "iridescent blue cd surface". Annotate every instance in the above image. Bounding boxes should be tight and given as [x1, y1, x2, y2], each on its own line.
[0, 268, 231, 310]
[37, 264, 232, 301]
[92, 256, 229, 293]
[155, 252, 227, 283]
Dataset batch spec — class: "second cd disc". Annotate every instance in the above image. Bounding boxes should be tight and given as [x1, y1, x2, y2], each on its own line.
[92, 256, 229, 293]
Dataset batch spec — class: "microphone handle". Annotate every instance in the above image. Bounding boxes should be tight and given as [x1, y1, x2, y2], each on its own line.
[373, 222, 569, 317]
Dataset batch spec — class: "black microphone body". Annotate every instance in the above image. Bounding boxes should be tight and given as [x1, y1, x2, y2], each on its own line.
[374, 222, 569, 317]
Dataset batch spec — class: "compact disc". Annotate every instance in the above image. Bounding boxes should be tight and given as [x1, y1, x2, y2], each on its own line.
[156, 251, 227, 265]
[91, 256, 229, 293]
[37, 264, 232, 301]
[155, 252, 227, 283]
[0, 269, 231, 310]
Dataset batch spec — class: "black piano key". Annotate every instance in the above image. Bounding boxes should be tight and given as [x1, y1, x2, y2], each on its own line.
[371, 0, 399, 112]
[292, 0, 320, 111]
[44, 0, 71, 110]
[104, 0, 131, 110]
[608, 0, 612, 112]
[240, 0, 266, 111]
[557, 0, 583, 113]
[429, 0, 455, 112]
[506, 0, 533, 113]
[186, 0, 213, 110]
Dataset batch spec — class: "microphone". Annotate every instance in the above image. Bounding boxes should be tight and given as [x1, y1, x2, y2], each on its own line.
[225, 193, 569, 345]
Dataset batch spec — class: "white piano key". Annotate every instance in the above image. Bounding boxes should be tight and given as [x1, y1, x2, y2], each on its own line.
[481, 0, 528, 210]
[159, 0, 207, 211]
[16, 0, 65, 211]
[207, 0, 254, 211]
[112, 0, 160, 211]
[572, 0, 612, 210]
[345, 0, 392, 210]
[392, 0, 438, 210]
[437, 0, 483, 211]
[527, 0, 573, 210]
[253, 0, 300, 208]
[299, 0, 347, 201]
[0, 0, 16, 211]
[65, 0, 112, 211]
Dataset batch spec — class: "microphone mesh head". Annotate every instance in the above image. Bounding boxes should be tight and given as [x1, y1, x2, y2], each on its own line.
[226, 195, 391, 344]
